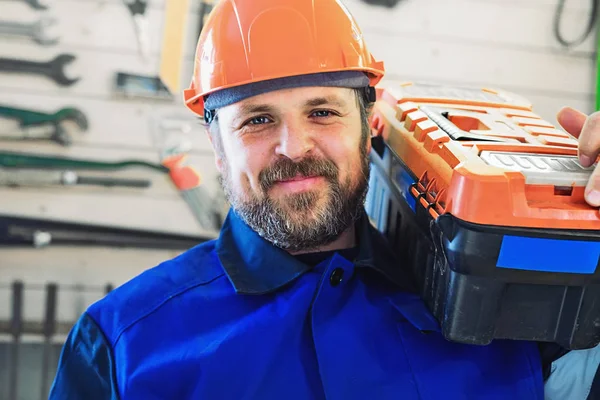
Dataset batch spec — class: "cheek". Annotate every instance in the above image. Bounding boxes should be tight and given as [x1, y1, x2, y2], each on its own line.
[225, 138, 273, 191]
[221, 137, 248, 183]
[319, 130, 364, 181]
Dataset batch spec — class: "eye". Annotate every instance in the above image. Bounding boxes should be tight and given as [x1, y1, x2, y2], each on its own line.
[311, 110, 335, 118]
[247, 116, 271, 125]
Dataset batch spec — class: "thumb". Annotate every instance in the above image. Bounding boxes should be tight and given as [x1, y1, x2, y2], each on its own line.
[556, 106, 588, 139]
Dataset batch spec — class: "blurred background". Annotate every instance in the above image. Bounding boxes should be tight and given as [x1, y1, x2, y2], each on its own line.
[0, 0, 596, 398]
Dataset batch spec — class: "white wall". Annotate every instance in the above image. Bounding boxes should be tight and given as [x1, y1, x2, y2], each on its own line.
[0, 0, 596, 329]
[353, 0, 596, 118]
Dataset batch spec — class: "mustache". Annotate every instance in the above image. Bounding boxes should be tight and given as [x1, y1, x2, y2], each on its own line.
[259, 157, 338, 192]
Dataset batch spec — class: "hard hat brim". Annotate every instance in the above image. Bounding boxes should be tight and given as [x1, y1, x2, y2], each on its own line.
[204, 71, 372, 110]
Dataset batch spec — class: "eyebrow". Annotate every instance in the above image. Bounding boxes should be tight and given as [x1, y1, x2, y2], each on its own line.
[238, 104, 276, 116]
[303, 96, 347, 108]
[238, 95, 348, 116]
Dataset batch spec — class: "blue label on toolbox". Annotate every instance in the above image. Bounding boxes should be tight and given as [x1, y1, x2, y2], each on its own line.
[392, 164, 416, 213]
[497, 235, 600, 274]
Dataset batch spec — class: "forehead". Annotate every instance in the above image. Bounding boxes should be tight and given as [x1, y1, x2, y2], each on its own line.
[220, 86, 356, 117]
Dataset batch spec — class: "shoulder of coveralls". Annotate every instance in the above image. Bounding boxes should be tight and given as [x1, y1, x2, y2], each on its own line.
[85, 240, 225, 347]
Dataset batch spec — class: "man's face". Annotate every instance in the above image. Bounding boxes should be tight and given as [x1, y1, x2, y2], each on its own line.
[210, 86, 371, 252]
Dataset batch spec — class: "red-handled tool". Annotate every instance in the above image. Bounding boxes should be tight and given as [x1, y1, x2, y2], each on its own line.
[162, 153, 222, 233]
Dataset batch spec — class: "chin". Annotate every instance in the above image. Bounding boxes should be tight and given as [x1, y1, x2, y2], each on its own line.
[274, 189, 327, 214]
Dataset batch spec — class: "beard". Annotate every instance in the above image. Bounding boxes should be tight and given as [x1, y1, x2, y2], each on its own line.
[218, 138, 370, 253]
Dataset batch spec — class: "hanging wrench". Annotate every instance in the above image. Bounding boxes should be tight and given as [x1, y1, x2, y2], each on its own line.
[0, 105, 88, 129]
[0, 17, 59, 45]
[0, 105, 88, 146]
[0, 0, 48, 10]
[0, 0, 49, 10]
[24, 0, 47, 9]
[0, 53, 80, 87]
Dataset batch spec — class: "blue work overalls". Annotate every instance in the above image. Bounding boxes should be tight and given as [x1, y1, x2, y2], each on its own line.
[49, 209, 543, 399]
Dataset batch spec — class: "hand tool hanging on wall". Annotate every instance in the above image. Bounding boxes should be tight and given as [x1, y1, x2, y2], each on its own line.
[0, 168, 152, 188]
[554, 0, 599, 49]
[0, 0, 48, 10]
[0, 17, 59, 45]
[0, 214, 213, 249]
[8, 281, 23, 400]
[0, 150, 168, 173]
[0, 105, 88, 146]
[360, 0, 403, 7]
[40, 283, 57, 400]
[123, 0, 149, 59]
[162, 153, 223, 233]
[113, 72, 172, 101]
[0, 54, 80, 87]
[153, 116, 224, 232]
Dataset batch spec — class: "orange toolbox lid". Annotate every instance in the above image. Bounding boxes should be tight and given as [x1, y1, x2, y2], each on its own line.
[371, 81, 599, 231]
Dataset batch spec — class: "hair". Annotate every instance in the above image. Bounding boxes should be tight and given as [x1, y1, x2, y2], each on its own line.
[203, 87, 373, 157]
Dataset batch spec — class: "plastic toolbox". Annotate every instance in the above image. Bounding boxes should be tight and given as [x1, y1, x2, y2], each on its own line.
[365, 82, 600, 349]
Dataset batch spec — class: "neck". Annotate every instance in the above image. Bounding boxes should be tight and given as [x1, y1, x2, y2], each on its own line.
[288, 224, 357, 256]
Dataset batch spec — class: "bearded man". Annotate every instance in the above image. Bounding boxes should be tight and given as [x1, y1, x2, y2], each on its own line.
[49, 1, 600, 399]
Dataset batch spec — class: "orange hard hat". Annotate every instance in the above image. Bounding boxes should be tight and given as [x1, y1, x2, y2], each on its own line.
[183, 0, 386, 118]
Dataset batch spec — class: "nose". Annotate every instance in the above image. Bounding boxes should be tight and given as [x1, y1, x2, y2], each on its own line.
[274, 120, 315, 161]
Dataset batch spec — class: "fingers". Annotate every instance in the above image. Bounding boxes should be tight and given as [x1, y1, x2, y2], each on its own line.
[585, 164, 600, 207]
[556, 107, 600, 207]
[578, 112, 600, 168]
[556, 107, 600, 168]
[556, 106, 587, 138]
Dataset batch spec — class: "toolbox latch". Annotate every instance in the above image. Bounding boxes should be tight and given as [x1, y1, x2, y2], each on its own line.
[409, 172, 447, 219]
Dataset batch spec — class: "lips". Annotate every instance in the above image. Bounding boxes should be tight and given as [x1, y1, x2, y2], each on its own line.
[278, 174, 317, 183]
[273, 175, 324, 192]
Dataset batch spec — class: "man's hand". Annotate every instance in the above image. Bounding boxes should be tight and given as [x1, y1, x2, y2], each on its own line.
[556, 107, 600, 207]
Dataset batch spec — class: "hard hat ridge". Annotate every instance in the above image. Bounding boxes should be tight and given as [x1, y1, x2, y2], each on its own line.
[184, 0, 385, 117]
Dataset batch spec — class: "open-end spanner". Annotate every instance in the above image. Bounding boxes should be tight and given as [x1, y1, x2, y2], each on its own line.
[0, 105, 88, 146]
[0, 17, 59, 45]
[0, 106, 88, 128]
[0, 0, 47, 10]
[25, 0, 47, 9]
[0, 54, 80, 87]
[12, 0, 48, 10]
